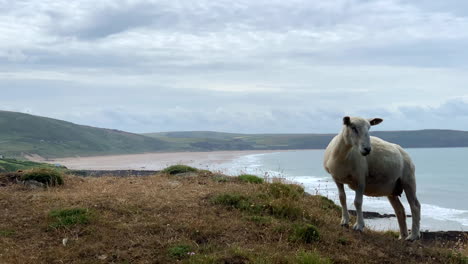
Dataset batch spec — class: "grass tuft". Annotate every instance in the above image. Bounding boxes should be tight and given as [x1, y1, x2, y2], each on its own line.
[21, 168, 64, 186]
[212, 175, 230, 183]
[266, 200, 303, 220]
[267, 182, 304, 199]
[449, 251, 468, 264]
[168, 244, 194, 259]
[49, 208, 91, 229]
[162, 165, 198, 175]
[237, 174, 264, 184]
[291, 224, 320, 243]
[319, 196, 340, 211]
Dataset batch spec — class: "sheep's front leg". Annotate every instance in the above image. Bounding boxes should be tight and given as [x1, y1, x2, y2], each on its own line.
[336, 182, 349, 227]
[353, 183, 365, 231]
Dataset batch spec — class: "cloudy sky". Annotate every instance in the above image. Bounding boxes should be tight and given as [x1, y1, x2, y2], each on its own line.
[1, 0, 468, 133]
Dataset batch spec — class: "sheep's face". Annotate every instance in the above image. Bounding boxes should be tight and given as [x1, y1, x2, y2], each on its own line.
[342, 116, 383, 156]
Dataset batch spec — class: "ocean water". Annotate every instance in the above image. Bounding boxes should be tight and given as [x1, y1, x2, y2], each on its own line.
[215, 148, 468, 232]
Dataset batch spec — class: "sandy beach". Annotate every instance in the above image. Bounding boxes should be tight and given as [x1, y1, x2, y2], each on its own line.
[45, 150, 288, 171]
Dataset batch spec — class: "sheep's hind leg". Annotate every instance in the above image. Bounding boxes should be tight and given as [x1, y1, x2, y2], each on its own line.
[388, 195, 408, 239]
[336, 182, 349, 227]
[404, 184, 421, 241]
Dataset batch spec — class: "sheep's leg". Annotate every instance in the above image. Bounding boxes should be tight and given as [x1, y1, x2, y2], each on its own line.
[353, 183, 365, 231]
[336, 182, 349, 227]
[387, 195, 408, 239]
[404, 184, 421, 241]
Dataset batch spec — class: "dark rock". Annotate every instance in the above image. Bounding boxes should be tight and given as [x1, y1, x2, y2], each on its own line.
[348, 210, 412, 219]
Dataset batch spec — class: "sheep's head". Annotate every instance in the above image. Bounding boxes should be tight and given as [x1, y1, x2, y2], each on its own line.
[342, 116, 383, 156]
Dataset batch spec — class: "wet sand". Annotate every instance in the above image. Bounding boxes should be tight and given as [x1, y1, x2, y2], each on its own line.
[46, 150, 289, 171]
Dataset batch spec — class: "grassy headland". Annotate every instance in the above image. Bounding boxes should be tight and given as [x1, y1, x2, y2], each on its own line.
[0, 110, 168, 159]
[0, 167, 466, 263]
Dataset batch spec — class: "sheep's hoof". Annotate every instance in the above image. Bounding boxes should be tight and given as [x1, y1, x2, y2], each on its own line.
[340, 218, 349, 227]
[405, 233, 420, 241]
[352, 223, 364, 232]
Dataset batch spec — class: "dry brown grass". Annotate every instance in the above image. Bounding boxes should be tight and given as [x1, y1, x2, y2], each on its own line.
[0, 171, 466, 264]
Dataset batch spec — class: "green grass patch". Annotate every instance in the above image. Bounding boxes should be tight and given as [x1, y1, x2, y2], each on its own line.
[449, 251, 468, 264]
[266, 200, 303, 220]
[384, 230, 400, 239]
[337, 237, 349, 245]
[245, 215, 273, 225]
[291, 224, 320, 243]
[211, 193, 261, 212]
[212, 175, 230, 183]
[237, 174, 264, 184]
[168, 244, 194, 259]
[295, 250, 332, 264]
[319, 196, 340, 211]
[21, 168, 64, 186]
[162, 165, 198, 175]
[49, 208, 91, 229]
[0, 158, 57, 172]
[212, 192, 303, 220]
[267, 182, 304, 199]
[0, 230, 15, 237]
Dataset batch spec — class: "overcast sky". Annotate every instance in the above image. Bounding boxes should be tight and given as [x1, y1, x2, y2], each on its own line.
[1, 0, 468, 133]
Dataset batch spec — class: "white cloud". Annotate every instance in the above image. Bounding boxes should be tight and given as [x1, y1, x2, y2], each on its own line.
[1, 0, 468, 132]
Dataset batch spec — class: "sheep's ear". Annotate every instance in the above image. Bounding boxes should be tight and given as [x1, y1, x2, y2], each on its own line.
[343, 116, 351, 126]
[369, 118, 383, 126]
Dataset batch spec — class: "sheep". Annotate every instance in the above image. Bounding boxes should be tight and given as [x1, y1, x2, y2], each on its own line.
[323, 116, 421, 241]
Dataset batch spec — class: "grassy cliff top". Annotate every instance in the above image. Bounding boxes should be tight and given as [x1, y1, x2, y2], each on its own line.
[0, 168, 466, 263]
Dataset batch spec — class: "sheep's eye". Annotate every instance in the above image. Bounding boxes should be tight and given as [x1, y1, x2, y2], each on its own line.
[352, 127, 359, 134]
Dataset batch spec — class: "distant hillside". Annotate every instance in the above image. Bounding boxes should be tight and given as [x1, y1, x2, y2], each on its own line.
[0, 111, 168, 159]
[146, 129, 468, 151]
[2, 110, 468, 159]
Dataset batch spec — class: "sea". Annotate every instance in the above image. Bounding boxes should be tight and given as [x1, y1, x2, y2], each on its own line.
[213, 148, 468, 232]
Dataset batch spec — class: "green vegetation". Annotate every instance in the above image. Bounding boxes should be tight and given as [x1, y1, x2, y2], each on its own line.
[21, 168, 64, 186]
[168, 244, 194, 259]
[291, 224, 320, 243]
[319, 196, 341, 211]
[0, 230, 15, 237]
[267, 182, 305, 199]
[49, 208, 91, 229]
[0, 110, 168, 159]
[162, 165, 198, 175]
[0, 158, 57, 172]
[237, 174, 264, 184]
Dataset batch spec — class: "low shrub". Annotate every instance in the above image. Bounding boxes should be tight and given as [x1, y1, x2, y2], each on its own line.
[291, 224, 320, 243]
[238, 174, 264, 184]
[162, 165, 198, 175]
[49, 208, 91, 229]
[21, 168, 64, 186]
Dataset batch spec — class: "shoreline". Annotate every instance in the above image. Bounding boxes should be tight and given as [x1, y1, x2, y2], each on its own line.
[41, 149, 310, 171]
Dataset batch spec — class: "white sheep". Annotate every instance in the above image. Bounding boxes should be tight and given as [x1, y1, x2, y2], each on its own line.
[323, 116, 421, 241]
